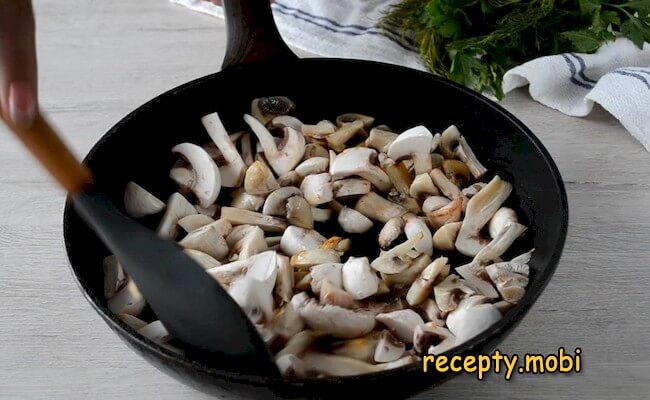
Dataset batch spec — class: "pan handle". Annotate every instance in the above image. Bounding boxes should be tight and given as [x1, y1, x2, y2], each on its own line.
[221, 0, 298, 69]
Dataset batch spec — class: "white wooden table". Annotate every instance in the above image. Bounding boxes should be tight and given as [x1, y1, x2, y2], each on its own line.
[1, 1, 649, 399]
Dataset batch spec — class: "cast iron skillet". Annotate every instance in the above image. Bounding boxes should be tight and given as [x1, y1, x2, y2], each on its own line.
[62, 1, 569, 399]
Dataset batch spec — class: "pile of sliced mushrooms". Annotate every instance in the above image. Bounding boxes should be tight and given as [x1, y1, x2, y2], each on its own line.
[106, 96, 533, 378]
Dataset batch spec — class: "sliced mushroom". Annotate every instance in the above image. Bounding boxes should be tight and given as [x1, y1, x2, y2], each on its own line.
[441, 159, 471, 188]
[274, 254, 293, 303]
[381, 253, 431, 289]
[330, 148, 391, 192]
[432, 221, 462, 251]
[406, 257, 450, 306]
[195, 203, 219, 218]
[295, 157, 329, 177]
[374, 330, 406, 363]
[425, 197, 463, 230]
[387, 125, 433, 175]
[117, 313, 148, 331]
[326, 119, 364, 152]
[446, 295, 501, 345]
[456, 135, 488, 179]
[429, 168, 462, 200]
[300, 352, 378, 376]
[277, 170, 302, 187]
[291, 249, 341, 269]
[221, 207, 287, 232]
[108, 280, 146, 316]
[169, 167, 194, 194]
[171, 143, 221, 207]
[275, 330, 322, 359]
[179, 222, 229, 260]
[342, 257, 379, 300]
[230, 189, 265, 212]
[240, 132, 254, 166]
[403, 215, 433, 257]
[354, 192, 406, 223]
[251, 96, 295, 125]
[366, 126, 398, 152]
[156, 192, 197, 239]
[262, 186, 302, 216]
[409, 173, 440, 199]
[320, 279, 361, 309]
[311, 207, 332, 223]
[332, 178, 372, 198]
[413, 323, 456, 355]
[225, 224, 255, 247]
[375, 309, 424, 343]
[485, 259, 529, 304]
[433, 275, 475, 313]
[244, 160, 280, 195]
[338, 207, 373, 234]
[328, 332, 380, 363]
[303, 143, 330, 159]
[183, 249, 221, 270]
[244, 114, 306, 175]
[371, 233, 424, 274]
[422, 196, 450, 213]
[309, 263, 343, 294]
[379, 155, 412, 196]
[280, 226, 326, 256]
[268, 302, 304, 340]
[462, 182, 487, 198]
[138, 320, 171, 343]
[201, 112, 247, 187]
[302, 120, 337, 139]
[454, 262, 499, 299]
[231, 226, 268, 260]
[291, 293, 376, 338]
[286, 196, 314, 229]
[336, 113, 375, 128]
[275, 354, 309, 379]
[124, 182, 165, 218]
[418, 298, 446, 326]
[378, 216, 405, 249]
[178, 214, 214, 232]
[474, 221, 527, 265]
[206, 256, 253, 287]
[228, 251, 278, 322]
[300, 173, 333, 205]
[103, 255, 126, 299]
[488, 207, 518, 239]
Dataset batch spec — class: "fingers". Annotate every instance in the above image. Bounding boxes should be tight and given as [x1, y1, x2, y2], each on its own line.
[0, 0, 37, 127]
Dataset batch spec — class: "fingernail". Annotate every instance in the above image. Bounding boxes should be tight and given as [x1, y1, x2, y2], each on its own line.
[8, 82, 36, 127]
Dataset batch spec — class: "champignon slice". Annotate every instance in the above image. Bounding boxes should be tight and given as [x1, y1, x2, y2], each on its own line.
[268, 302, 304, 340]
[295, 157, 329, 177]
[371, 330, 405, 363]
[195, 204, 219, 218]
[169, 167, 194, 194]
[108, 280, 146, 316]
[303, 143, 330, 159]
[277, 170, 302, 187]
[379, 155, 412, 196]
[406, 257, 450, 306]
[231, 226, 268, 260]
[123, 182, 165, 218]
[286, 196, 314, 229]
[300, 352, 379, 376]
[456, 135, 488, 179]
[429, 168, 462, 200]
[320, 279, 360, 309]
[200, 112, 247, 187]
[309, 263, 343, 294]
[433, 275, 475, 313]
[221, 207, 287, 232]
[273, 254, 293, 304]
[272, 115, 303, 132]
[485, 260, 529, 304]
[138, 320, 171, 343]
[326, 119, 364, 152]
[300, 173, 333, 206]
[376, 309, 424, 343]
[332, 178, 372, 198]
[330, 148, 391, 192]
[225, 224, 255, 247]
[338, 207, 373, 234]
[290, 249, 341, 269]
[179, 223, 229, 260]
[103, 255, 127, 299]
[381, 253, 431, 289]
[275, 354, 308, 379]
[327, 332, 380, 363]
[403, 215, 433, 257]
[409, 173, 440, 199]
[311, 207, 332, 223]
[441, 159, 471, 188]
[291, 292, 376, 338]
[422, 196, 450, 213]
[387, 125, 434, 175]
[446, 295, 501, 345]
[462, 182, 487, 198]
[474, 222, 527, 265]
[342, 257, 379, 300]
[206, 256, 253, 287]
[425, 197, 463, 230]
[366, 126, 398, 152]
[183, 249, 221, 270]
[244, 160, 280, 195]
[432, 221, 462, 251]
[178, 214, 214, 232]
[488, 207, 518, 238]
[156, 192, 197, 239]
[418, 298, 446, 326]
[371, 233, 424, 274]
[230, 189, 264, 212]
[378, 217, 405, 249]
[413, 323, 456, 355]
[302, 120, 337, 139]
[171, 143, 222, 207]
[251, 96, 295, 124]
[275, 330, 322, 359]
[262, 186, 302, 216]
[455, 262, 499, 299]
[280, 226, 326, 256]
[117, 313, 148, 331]
[228, 251, 278, 322]
[336, 113, 375, 128]
[244, 114, 306, 176]
[355, 192, 406, 223]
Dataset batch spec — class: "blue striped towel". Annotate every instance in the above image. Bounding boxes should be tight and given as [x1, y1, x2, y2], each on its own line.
[172, 0, 650, 152]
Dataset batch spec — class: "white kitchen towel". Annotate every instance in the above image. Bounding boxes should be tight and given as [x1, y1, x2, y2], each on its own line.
[171, 0, 650, 152]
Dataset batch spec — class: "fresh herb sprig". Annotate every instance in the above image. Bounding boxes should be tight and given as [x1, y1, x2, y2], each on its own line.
[380, 0, 650, 98]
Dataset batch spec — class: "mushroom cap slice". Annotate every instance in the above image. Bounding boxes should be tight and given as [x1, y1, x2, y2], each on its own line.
[409, 173, 440, 199]
[183, 249, 221, 270]
[171, 143, 222, 208]
[123, 182, 165, 218]
[290, 249, 341, 269]
[327, 332, 380, 363]
[300, 352, 379, 377]
[375, 309, 424, 343]
[107, 279, 146, 316]
[381, 253, 431, 289]
[378, 216, 405, 249]
[488, 207, 518, 239]
[371, 232, 424, 274]
[406, 257, 450, 306]
[300, 173, 333, 206]
[311, 206, 332, 223]
[374, 330, 406, 363]
[432, 221, 462, 251]
[433, 275, 475, 313]
[231, 226, 268, 260]
[354, 192, 407, 224]
[336, 113, 375, 128]
[244, 160, 280, 195]
[342, 257, 379, 300]
[177, 214, 214, 233]
[156, 192, 197, 239]
[291, 293, 376, 338]
[280, 226, 326, 256]
[425, 197, 463, 230]
[138, 320, 171, 343]
[441, 159, 471, 188]
[485, 262, 529, 304]
[387, 125, 434, 175]
[332, 178, 372, 198]
[201, 112, 247, 187]
[228, 251, 278, 322]
[220, 207, 287, 232]
[338, 207, 373, 234]
[230, 189, 265, 212]
[429, 168, 462, 200]
[272, 115, 303, 132]
[252, 96, 295, 124]
[179, 223, 229, 260]
[286, 196, 314, 229]
[413, 323, 456, 355]
[310, 263, 344, 294]
[403, 215, 433, 257]
[103, 255, 127, 299]
[319, 280, 361, 309]
[262, 186, 302, 216]
[455, 262, 500, 299]
[446, 296, 501, 345]
[330, 148, 391, 192]
[295, 157, 329, 177]
[268, 302, 305, 340]
[244, 114, 306, 176]
[366, 126, 398, 152]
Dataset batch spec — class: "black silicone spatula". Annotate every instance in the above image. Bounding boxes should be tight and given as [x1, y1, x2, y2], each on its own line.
[3, 112, 279, 378]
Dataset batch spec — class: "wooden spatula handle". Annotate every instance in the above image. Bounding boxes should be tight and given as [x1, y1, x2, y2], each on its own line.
[6, 114, 93, 194]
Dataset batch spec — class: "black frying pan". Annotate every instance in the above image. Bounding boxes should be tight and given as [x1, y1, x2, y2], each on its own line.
[62, 1, 569, 399]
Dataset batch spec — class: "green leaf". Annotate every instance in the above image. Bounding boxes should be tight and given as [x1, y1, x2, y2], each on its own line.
[621, 17, 650, 48]
[579, 0, 601, 14]
[623, 1, 650, 14]
[561, 30, 603, 52]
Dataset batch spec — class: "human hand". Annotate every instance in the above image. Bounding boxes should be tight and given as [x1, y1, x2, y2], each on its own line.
[0, 1, 37, 127]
